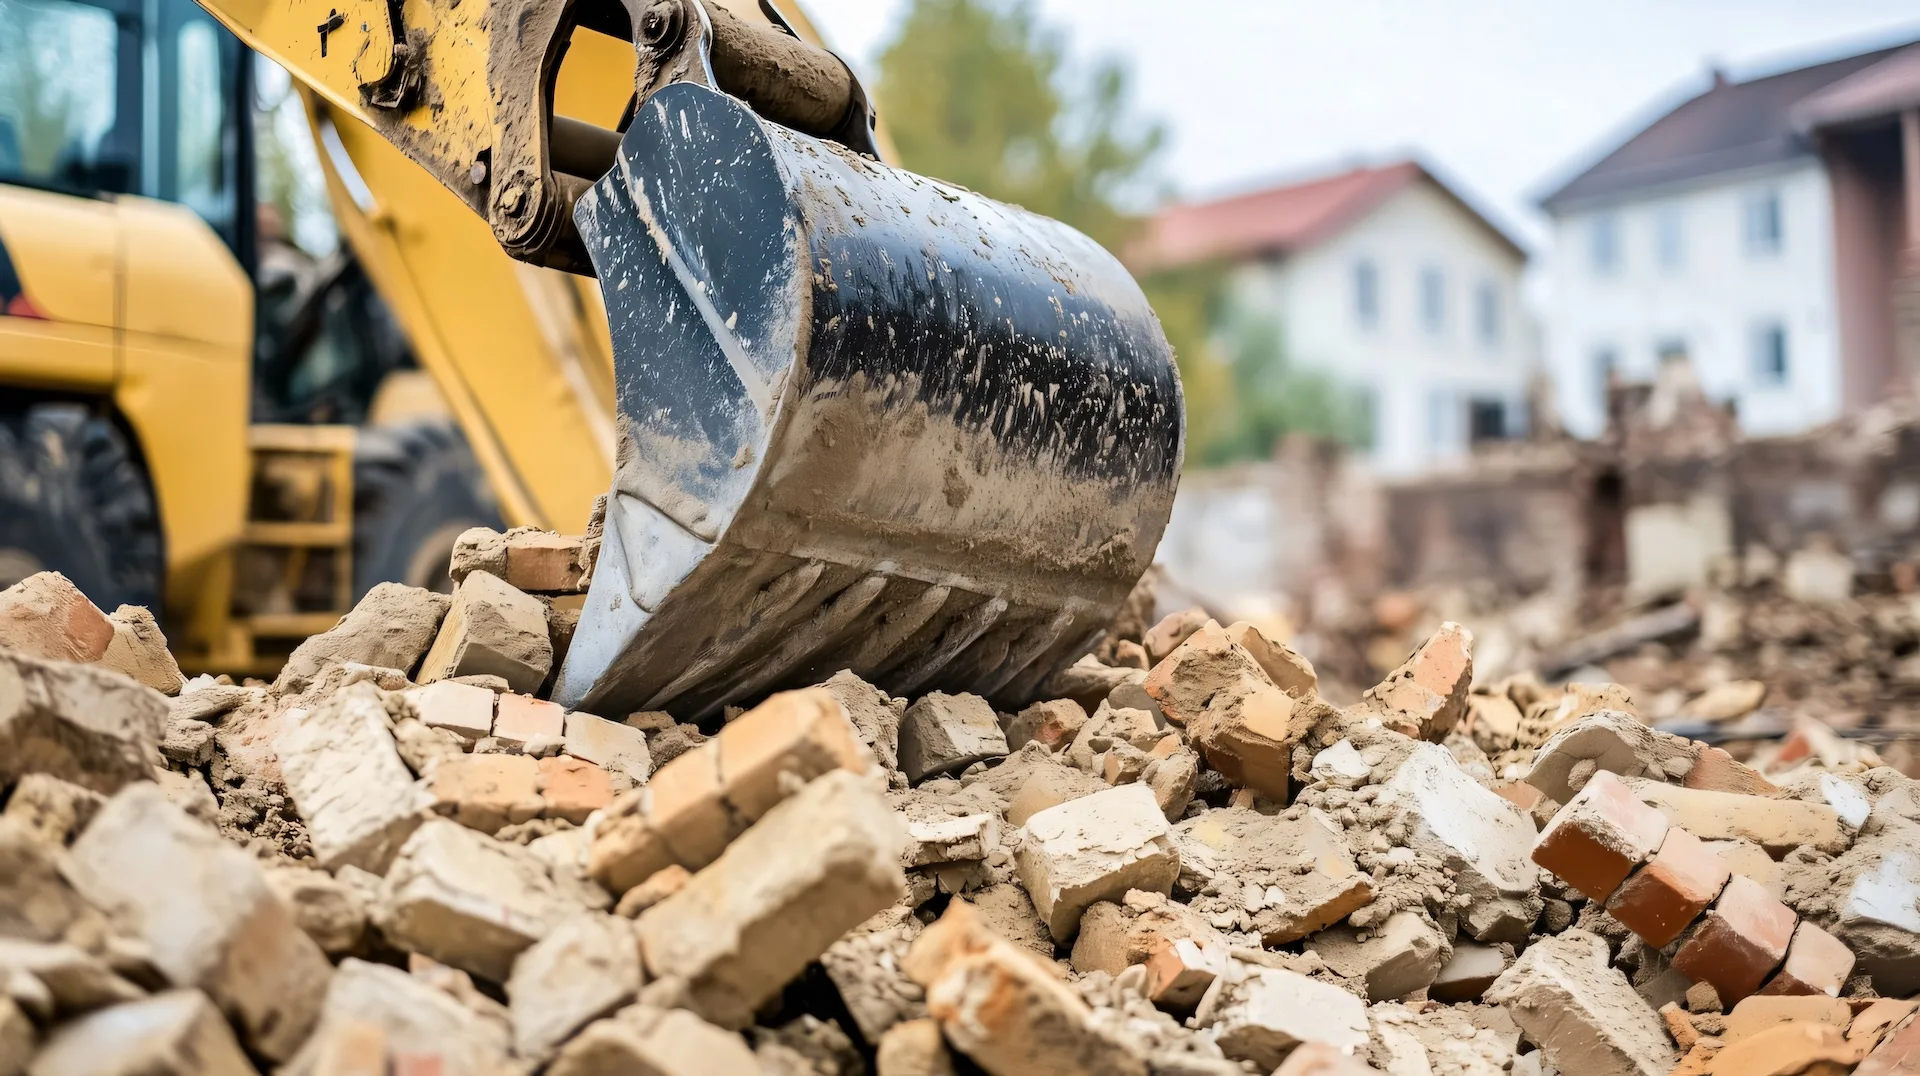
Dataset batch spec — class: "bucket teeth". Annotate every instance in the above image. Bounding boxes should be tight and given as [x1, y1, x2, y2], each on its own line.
[552, 82, 1184, 719]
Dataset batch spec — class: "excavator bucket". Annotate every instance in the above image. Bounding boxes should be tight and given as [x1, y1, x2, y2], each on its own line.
[552, 82, 1184, 720]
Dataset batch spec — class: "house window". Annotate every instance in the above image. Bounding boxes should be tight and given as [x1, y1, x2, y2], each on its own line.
[1420, 266, 1445, 335]
[1353, 260, 1380, 330]
[1475, 281, 1500, 349]
[1425, 388, 1457, 451]
[1744, 189, 1783, 256]
[1467, 398, 1509, 443]
[1752, 322, 1789, 385]
[1591, 345, 1619, 407]
[1655, 204, 1684, 272]
[1589, 214, 1621, 275]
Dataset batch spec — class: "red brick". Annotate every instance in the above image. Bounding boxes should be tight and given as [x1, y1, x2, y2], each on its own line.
[1531, 769, 1670, 901]
[715, 688, 870, 820]
[0, 571, 114, 664]
[1757, 921, 1855, 998]
[493, 693, 564, 747]
[1143, 608, 1210, 663]
[538, 755, 613, 823]
[1707, 1022, 1862, 1076]
[1006, 699, 1087, 752]
[428, 754, 543, 834]
[1672, 874, 1798, 1005]
[1856, 1015, 1920, 1076]
[1358, 621, 1473, 741]
[1607, 826, 1731, 947]
[1684, 744, 1780, 796]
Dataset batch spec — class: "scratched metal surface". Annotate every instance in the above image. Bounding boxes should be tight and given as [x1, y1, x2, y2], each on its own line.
[555, 82, 1184, 720]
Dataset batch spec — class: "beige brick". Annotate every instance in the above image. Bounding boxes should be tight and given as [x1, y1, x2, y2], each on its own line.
[1484, 929, 1673, 1076]
[715, 688, 873, 818]
[493, 692, 565, 748]
[904, 901, 1146, 1076]
[0, 572, 113, 665]
[0, 649, 166, 794]
[1306, 910, 1447, 1002]
[1624, 778, 1845, 854]
[275, 583, 449, 695]
[634, 771, 904, 1028]
[1143, 608, 1210, 663]
[875, 1018, 956, 1076]
[564, 710, 652, 782]
[897, 692, 1007, 783]
[548, 1004, 759, 1076]
[1384, 743, 1541, 942]
[416, 571, 552, 694]
[507, 912, 642, 1062]
[428, 754, 543, 835]
[286, 958, 512, 1075]
[1195, 960, 1369, 1069]
[1223, 620, 1317, 697]
[1005, 764, 1108, 827]
[503, 531, 590, 594]
[276, 683, 430, 873]
[1357, 621, 1473, 741]
[1015, 784, 1179, 942]
[65, 785, 331, 1060]
[539, 755, 614, 823]
[376, 819, 586, 982]
[26, 990, 254, 1076]
[404, 679, 495, 742]
[97, 605, 184, 695]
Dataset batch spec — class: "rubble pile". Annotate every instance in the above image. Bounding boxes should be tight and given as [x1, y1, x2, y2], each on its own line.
[5, 530, 1920, 1075]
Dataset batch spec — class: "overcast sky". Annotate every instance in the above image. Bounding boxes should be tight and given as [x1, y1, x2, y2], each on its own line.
[802, 0, 1920, 252]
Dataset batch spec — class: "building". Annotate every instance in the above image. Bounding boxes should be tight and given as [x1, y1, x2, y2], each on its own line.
[1540, 39, 1920, 440]
[1130, 160, 1535, 477]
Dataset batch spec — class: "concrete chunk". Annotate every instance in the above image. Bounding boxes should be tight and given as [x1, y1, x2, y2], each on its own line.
[1195, 960, 1369, 1070]
[65, 785, 330, 1061]
[275, 583, 449, 695]
[0, 817, 99, 944]
[1173, 807, 1373, 944]
[819, 670, 903, 775]
[0, 939, 142, 1015]
[1484, 929, 1673, 1076]
[96, 606, 183, 696]
[0, 649, 166, 794]
[898, 692, 1007, 783]
[634, 770, 905, 1028]
[1, 774, 102, 846]
[507, 913, 642, 1062]
[1526, 710, 1696, 805]
[25, 990, 254, 1076]
[285, 958, 512, 1076]
[1004, 698, 1087, 753]
[416, 571, 552, 694]
[1305, 910, 1447, 1002]
[376, 818, 586, 982]
[1015, 784, 1178, 942]
[275, 683, 430, 873]
[1383, 743, 1541, 941]
[263, 865, 371, 958]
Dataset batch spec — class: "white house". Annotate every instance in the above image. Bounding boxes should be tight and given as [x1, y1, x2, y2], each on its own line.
[1130, 159, 1534, 477]
[1541, 40, 1920, 439]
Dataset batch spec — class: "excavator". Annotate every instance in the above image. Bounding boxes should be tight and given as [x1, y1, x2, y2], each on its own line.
[0, 0, 1185, 717]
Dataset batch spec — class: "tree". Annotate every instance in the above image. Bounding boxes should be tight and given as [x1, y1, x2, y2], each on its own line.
[1199, 310, 1373, 466]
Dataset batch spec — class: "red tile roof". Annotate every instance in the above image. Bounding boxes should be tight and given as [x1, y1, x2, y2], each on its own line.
[1126, 161, 1426, 272]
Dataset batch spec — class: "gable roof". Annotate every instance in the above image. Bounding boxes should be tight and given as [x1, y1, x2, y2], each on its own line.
[1540, 39, 1920, 213]
[1793, 42, 1920, 132]
[1127, 160, 1524, 273]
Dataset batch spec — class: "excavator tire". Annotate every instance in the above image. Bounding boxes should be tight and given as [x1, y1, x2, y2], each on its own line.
[0, 400, 163, 610]
[351, 419, 502, 597]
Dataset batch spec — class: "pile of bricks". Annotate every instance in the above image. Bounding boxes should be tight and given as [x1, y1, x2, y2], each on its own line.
[5, 531, 1920, 1076]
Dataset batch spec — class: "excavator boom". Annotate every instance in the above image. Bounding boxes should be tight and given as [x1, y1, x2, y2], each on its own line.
[196, 0, 1186, 714]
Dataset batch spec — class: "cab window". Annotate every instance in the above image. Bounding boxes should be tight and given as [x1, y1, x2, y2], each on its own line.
[0, 0, 139, 195]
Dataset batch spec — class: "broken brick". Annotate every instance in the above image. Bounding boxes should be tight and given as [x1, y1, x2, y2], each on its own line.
[276, 583, 449, 695]
[1142, 621, 1267, 728]
[1672, 874, 1798, 1006]
[897, 692, 1007, 783]
[0, 572, 114, 665]
[1484, 929, 1675, 1076]
[1003, 698, 1086, 753]
[1142, 608, 1210, 663]
[1195, 960, 1370, 1069]
[0, 648, 167, 795]
[1532, 770, 1673, 903]
[1014, 783, 1179, 942]
[1358, 620, 1473, 741]
[1143, 935, 1222, 1011]
[492, 693, 565, 750]
[276, 682, 431, 873]
[405, 680, 496, 742]
[429, 754, 544, 835]
[563, 711, 652, 783]
[1626, 780, 1845, 854]
[1186, 673, 1304, 801]
[27, 990, 255, 1076]
[1222, 620, 1317, 697]
[416, 570, 552, 695]
[1606, 825, 1731, 947]
[1757, 921, 1854, 998]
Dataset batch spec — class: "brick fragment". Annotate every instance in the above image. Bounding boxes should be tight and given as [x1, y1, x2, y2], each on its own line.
[404, 680, 495, 742]
[1195, 960, 1369, 1069]
[1683, 744, 1779, 796]
[275, 583, 449, 694]
[1484, 929, 1674, 1076]
[287, 958, 512, 1074]
[539, 755, 614, 823]
[1533, 770, 1678, 903]
[0, 572, 114, 664]
[1004, 764, 1107, 827]
[493, 692, 564, 748]
[1222, 620, 1317, 697]
[1525, 709, 1696, 804]
[1142, 620, 1267, 727]
[1187, 674, 1305, 800]
[1384, 743, 1541, 941]
[416, 571, 552, 694]
[1067, 890, 1224, 976]
[1014, 784, 1179, 941]
[897, 692, 1007, 783]
[1357, 620, 1473, 741]
[264, 865, 372, 957]
[563, 710, 652, 782]
[1, 772, 103, 845]
[1143, 935, 1223, 1011]
[0, 648, 167, 794]
[1721, 994, 1851, 1044]
[1141, 746, 1199, 820]
[1173, 806, 1372, 944]
[1672, 874, 1798, 1006]
[1142, 607, 1209, 662]
[65, 785, 331, 1060]
[1430, 941, 1509, 1002]
[875, 1018, 956, 1076]
[428, 754, 543, 834]
[376, 819, 584, 983]
[27, 990, 254, 1076]
[1004, 698, 1086, 752]
[97, 605, 184, 695]
[1467, 692, 1524, 753]
[1757, 921, 1854, 998]
[903, 900, 1147, 1076]
[1706, 1021, 1861, 1076]
[547, 1004, 759, 1076]
[634, 770, 904, 1028]
[1063, 701, 1161, 772]
[276, 682, 431, 873]
[1847, 999, 1918, 1049]
[1606, 825, 1730, 947]
[304, 1019, 387, 1076]
[1305, 910, 1446, 1002]
[613, 864, 689, 918]
[506, 912, 642, 1062]
[502, 531, 591, 594]
[1856, 1011, 1920, 1075]
[715, 688, 872, 819]
[1272, 1042, 1379, 1076]
[1625, 779, 1845, 854]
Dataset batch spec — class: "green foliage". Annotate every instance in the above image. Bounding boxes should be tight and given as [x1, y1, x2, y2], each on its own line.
[1199, 310, 1373, 466]
[876, 0, 1163, 251]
